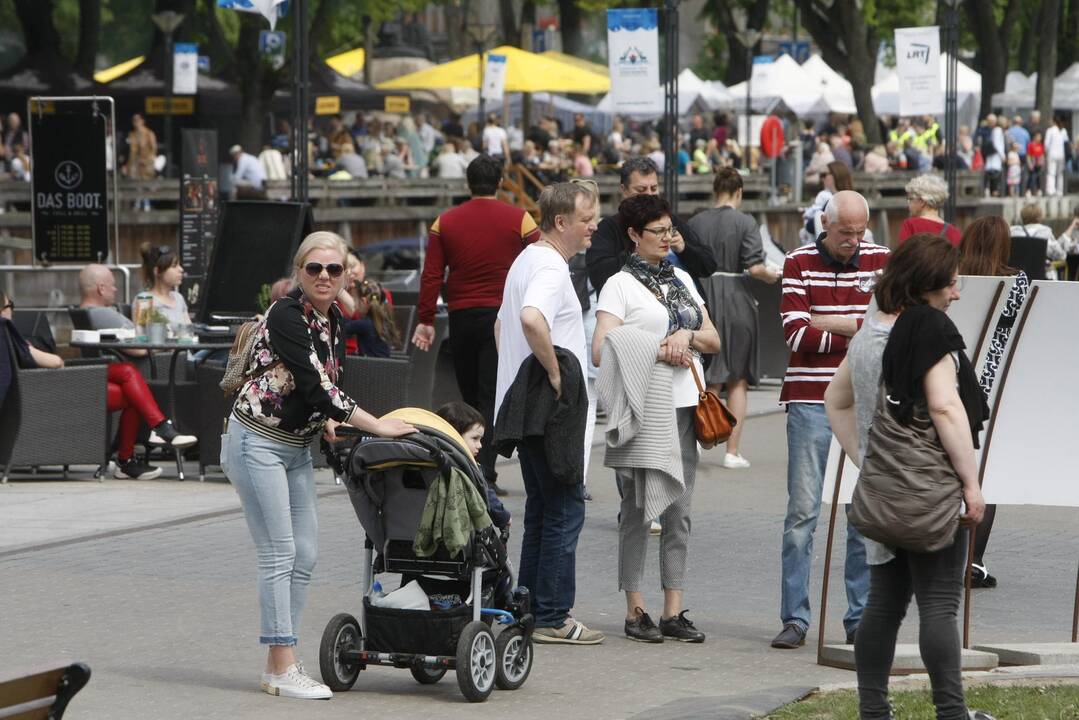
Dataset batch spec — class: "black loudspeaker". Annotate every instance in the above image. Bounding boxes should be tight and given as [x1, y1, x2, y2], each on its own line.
[200, 201, 314, 322]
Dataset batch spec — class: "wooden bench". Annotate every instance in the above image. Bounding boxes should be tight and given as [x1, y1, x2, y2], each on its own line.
[0, 662, 91, 720]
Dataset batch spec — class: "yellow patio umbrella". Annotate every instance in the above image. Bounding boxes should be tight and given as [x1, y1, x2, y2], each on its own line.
[541, 51, 608, 78]
[94, 55, 145, 84]
[377, 45, 609, 94]
[326, 48, 365, 78]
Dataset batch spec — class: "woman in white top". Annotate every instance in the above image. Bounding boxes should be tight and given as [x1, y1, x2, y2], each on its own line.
[592, 193, 721, 644]
[139, 241, 189, 331]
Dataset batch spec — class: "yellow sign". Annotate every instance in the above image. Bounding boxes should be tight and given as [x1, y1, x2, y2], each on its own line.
[28, 100, 56, 114]
[384, 95, 411, 114]
[145, 97, 195, 115]
[315, 96, 341, 115]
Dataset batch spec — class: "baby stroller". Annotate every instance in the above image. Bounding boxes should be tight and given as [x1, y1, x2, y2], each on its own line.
[318, 408, 534, 703]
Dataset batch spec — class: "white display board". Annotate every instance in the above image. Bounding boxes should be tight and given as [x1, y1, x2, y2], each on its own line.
[981, 282, 1079, 505]
[606, 9, 663, 115]
[823, 276, 1015, 505]
[895, 26, 944, 116]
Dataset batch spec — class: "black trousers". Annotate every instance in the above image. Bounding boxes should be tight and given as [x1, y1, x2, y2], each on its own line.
[448, 307, 500, 483]
[855, 530, 969, 720]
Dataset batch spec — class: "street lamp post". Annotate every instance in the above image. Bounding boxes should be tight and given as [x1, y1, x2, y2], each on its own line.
[942, 0, 962, 223]
[151, 11, 185, 179]
[734, 24, 761, 170]
[662, 0, 680, 212]
[467, 23, 498, 128]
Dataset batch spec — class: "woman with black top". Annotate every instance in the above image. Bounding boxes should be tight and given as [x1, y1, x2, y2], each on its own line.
[826, 235, 993, 719]
[222, 231, 414, 700]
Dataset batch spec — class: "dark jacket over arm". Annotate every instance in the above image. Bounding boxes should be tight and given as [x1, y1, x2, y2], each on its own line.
[586, 213, 718, 294]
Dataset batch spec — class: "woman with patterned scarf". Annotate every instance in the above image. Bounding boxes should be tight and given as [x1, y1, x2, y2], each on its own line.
[592, 194, 722, 645]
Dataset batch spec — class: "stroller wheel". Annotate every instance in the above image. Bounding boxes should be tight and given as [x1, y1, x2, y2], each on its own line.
[410, 665, 447, 684]
[495, 627, 533, 690]
[455, 621, 496, 702]
[319, 613, 363, 691]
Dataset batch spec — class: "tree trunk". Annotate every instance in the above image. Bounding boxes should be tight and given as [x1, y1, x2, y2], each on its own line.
[557, 0, 583, 57]
[965, 0, 1022, 117]
[76, 0, 101, 77]
[714, 0, 767, 85]
[499, 0, 517, 47]
[1036, 0, 1062, 120]
[1061, 0, 1079, 71]
[1016, 12, 1034, 75]
[795, 0, 881, 145]
[362, 15, 373, 86]
[235, 13, 279, 151]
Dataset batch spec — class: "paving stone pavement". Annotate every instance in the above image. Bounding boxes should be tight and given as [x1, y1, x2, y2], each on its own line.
[2, 410, 1075, 719]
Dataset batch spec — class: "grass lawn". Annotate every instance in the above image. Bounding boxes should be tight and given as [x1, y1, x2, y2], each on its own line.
[767, 684, 1079, 719]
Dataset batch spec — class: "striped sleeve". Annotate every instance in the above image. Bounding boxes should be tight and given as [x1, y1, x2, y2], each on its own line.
[780, 254, 848, 355]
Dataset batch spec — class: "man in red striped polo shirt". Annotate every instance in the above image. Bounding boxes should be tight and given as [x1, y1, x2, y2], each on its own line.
[771, 191, 891, 650]
[413, 154, 540, 494]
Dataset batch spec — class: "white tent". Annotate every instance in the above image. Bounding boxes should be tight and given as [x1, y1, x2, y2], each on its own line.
[872, 54, 981, 128]
[989, 63, 1079, 111]
[800, 54, 858, 115]
[728, 53, 824, 116]
[596, 67, 735, 118]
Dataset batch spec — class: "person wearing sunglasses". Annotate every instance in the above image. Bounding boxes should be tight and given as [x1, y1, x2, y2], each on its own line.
[223, 231, 414, 700]
[139, 241, 189, 333]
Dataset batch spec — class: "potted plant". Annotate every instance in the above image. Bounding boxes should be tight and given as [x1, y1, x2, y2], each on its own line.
[147, 308, 170, 344]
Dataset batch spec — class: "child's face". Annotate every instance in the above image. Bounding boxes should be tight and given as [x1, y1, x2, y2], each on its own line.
[461, 423, 484, 457]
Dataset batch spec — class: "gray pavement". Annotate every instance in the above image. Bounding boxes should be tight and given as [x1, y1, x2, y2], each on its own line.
[2, 390, 1076, 719]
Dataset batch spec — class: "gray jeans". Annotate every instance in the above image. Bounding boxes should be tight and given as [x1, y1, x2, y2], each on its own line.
[855, 530, 969, 720]
[222, 416, 318, 646]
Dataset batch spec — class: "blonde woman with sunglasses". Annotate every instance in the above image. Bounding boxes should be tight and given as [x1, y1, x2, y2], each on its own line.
[222, 231, 414, 700]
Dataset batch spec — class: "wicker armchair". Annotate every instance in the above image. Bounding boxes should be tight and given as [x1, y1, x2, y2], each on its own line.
[0, 334, 110, 482]
[340, 356, 412, 418]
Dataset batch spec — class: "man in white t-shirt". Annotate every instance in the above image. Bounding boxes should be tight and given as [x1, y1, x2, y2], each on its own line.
[495, 182, 604, 645]
[1045, 115, 1069, 196]
[482, 113, 511, 162]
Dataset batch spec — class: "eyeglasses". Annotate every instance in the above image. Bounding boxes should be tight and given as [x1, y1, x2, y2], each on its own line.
[642, 225, 678, 239]
[303, 262, 345, 278]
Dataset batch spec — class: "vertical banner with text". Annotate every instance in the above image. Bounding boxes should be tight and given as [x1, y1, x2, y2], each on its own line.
[179, 129, 219, 313]
[31, 112, 109, 263]
[894, 26, 943, 117]
[173, 42, 198, 95]
[481, 53, 508, 103]
[607, 8, 662, 115]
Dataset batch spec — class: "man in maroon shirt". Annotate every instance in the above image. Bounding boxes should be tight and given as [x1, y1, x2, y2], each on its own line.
[413, 154, 540, 492]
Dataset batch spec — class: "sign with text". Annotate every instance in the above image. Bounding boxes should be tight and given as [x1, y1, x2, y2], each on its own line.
[173, 42, 198, 94]
[607, 8, 662, 115]
[31, 112, 109, 263]
[384, 95, 411, 114]
[314, 95, 341, 115]
[481, 53, 507, 103]
[145, 96, 195, 115]
[895, 26, 943, 116]
[179, 129, 219, 312]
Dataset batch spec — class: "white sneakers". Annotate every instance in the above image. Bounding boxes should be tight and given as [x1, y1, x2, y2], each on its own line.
[147, 429, 198, 448]
[261, 663, 332, 700]
[723, 453, 751, 469]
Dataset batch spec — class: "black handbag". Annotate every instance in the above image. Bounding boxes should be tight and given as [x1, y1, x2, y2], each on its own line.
[848, 386, 963, 553]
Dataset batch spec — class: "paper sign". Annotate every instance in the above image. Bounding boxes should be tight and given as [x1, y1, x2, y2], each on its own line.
[482, 53, 507, 103]
[173, 42, 198, 95]
[895, 26, 943, 116]
[607, 8, 662, 115]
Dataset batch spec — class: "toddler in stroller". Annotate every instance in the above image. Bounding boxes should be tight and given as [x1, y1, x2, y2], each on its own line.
[318, 407, 533, 703]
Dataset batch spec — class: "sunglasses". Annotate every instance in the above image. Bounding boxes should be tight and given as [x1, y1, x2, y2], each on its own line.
[303, 262, 345, 278]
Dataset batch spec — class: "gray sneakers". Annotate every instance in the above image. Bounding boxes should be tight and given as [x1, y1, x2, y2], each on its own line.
[532, 618, 605, 645]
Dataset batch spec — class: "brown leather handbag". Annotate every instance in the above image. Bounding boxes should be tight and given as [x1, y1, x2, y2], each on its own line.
[689, 362, 736, 448]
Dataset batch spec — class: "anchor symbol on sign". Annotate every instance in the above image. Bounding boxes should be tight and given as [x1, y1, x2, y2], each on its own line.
[55, 160, 83, 190]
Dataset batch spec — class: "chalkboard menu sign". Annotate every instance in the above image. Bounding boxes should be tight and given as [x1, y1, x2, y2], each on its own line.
[30, 112, 109, 263]
[179, 129, 219, 312]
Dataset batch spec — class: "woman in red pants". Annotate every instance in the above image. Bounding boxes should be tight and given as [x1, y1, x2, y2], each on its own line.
[2, 293, 195, 479]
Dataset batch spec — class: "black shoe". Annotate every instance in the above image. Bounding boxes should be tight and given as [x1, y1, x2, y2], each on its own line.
[114, 459, 163, 480]
[490, 480, 509, 497]
[846, 628, 857, 645]
[148, 420, 197, 448]
[624, 607, 663, 643]
[583, 490, 594, 502]
[970, 563, 997, 588]
[659, 610, 705, 643]
[771, 623, 806, 649]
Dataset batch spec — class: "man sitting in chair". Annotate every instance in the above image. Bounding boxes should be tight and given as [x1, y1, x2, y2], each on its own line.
[78, 263, 147, 361]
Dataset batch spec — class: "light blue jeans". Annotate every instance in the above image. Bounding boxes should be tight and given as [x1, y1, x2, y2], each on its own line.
[780, 402, 868, 635]
[222, 416, 318, 646]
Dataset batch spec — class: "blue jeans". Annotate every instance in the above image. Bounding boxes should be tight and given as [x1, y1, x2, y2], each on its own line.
[516, 439, 586, 628]
[781, 403, 868, 635]
[222, 416, 318, 646]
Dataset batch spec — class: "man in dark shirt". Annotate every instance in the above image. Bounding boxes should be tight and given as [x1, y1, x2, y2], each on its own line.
[585, 156, 717, 293]
[571, 114, 593, 156]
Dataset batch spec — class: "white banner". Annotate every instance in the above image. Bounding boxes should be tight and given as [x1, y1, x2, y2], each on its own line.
[481, 53, 507, 103]
[894, 26, 943, 116]
[173, 43, 198, 95]
[607, 8, 663, 115]
[217, 0, 289, 30]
